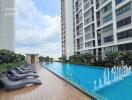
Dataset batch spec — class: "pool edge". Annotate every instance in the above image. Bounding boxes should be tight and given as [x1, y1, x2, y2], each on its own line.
[43, 66, 107, 100]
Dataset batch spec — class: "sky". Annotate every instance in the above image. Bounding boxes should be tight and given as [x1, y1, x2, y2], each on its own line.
[15, 0, 61, 59]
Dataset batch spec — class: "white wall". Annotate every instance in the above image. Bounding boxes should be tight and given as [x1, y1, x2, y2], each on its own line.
[65, 0, 74, 59]
[0, 0, 15, 51]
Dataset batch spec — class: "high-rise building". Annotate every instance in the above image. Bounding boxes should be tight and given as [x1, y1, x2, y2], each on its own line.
[61, 0, 132, 60]
[0, 0, 15, 51]
[61, 0, 74, 59]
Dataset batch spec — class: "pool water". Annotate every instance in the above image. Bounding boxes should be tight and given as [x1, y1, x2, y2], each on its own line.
[43, 62, 132, 100]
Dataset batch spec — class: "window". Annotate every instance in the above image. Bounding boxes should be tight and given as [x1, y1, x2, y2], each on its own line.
[76, 10, 83, 24]
[104, 35, 113, 43]
[77, 23, 83, 36]
[103, 3, 112, 13]
[85, 34, 91, 40]
[116, 0, 124, 5]
[85, 41, 92, 48]
[84, 18, 90, 25]
[103, 14, 112, 23]
[117, 29, 132, 40]
[84, 10, 90, 25]
[91, 0, 93, 4]
[102, 0, 108, 4]
[84, 2, 89, 10]
[116, 3, 131, 16]
[85, 26, 90, 33]
[76, 0, 82, 12]
[118, 43, 132, 51]
[102, 24, 113, 33]
[84, 10, 90, 19]
[83, 0, 88, 4]
[77, 37, 83, 50]
[117, 16, 131, 28]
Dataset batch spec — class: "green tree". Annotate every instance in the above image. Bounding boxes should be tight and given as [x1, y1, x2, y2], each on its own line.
[69, 53, 95, 65]
[39, 56, 53, 62]
[59, 55, 67, 62]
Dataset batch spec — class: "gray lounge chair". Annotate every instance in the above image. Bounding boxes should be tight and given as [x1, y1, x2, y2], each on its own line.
[0, 83, 3, 89]
[20, 65, 36, 71]
[20, 64, 36, 70]
[7, 69, 39, 81]
[16, 67, 37, 74]
[0, 76, 42, 91]
[21, 64, 35, 69]
[20, 67, 36, 71]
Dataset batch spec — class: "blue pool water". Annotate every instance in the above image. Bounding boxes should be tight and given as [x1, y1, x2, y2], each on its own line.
[43, 62, 132, 100]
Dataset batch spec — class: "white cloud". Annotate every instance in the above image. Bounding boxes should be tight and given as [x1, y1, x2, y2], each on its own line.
[15, 0, 61, 59]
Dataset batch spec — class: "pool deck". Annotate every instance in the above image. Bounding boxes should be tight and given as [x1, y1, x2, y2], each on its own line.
[0, 67, 92, 100]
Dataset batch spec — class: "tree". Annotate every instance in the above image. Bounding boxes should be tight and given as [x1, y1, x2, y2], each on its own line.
[39, 56, 45, 62]
[0, 49, 25, 64]
[105, 52, 120, 65]
[50, 58, 53, 62]
[105, 51, 132, 66]
[39, 56, 53, 62]
[45, 56, 50, 62]
[69, 53, 95, 65]
[59, 55, 66, 62]
[0, 49, 25, 76]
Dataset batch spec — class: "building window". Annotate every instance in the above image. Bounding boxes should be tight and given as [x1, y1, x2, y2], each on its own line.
[102, 0, 108, 4]
[84, 18, 90, 25]
[84, 2, 90, 10]
[104, 35, 113, 43]
[77, 37, 83, 50]
[85, 41, 92, 48]
[85, 26, 91, 33]
[76, 0, 82, 12]
[76, 10, 83, 24]
[116, 3, 131, 16]
[103, 3, 112, 13]
[85, 34, 91, 40]
[84, 10, 91, 25]
[117, 16, 131, 28]
[77, 23, 83, 36]
[118, 43, 132, 51]
[102, 24, 113, 33]
[103, 13, 112, 23]
[83, 0, 88, 4]
[117, 29, 132, 40]
[96, 0, 108, 8]
[116, 0, 125, 5]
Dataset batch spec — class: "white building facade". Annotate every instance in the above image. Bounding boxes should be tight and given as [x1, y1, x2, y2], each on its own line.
[61, 0, 132, 60]
[0, 0, 15, 51]
[61, 0, 74, 59]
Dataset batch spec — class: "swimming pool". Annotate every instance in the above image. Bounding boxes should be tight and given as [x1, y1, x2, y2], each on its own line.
[43, 62, 132, 100]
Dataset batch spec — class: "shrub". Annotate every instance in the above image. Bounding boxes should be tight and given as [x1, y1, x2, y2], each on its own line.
[104, 51, 132, 66]
[0, 49, 25, 64]
[0, 61, 25, 76]
[0, 49, 25, 76]
[69, 53, 95, 65]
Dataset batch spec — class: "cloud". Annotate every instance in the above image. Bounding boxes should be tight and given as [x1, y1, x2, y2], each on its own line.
[15, 0, 61, 59]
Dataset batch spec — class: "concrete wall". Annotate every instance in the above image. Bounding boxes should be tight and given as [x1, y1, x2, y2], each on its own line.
[26, 54, 39, 68]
